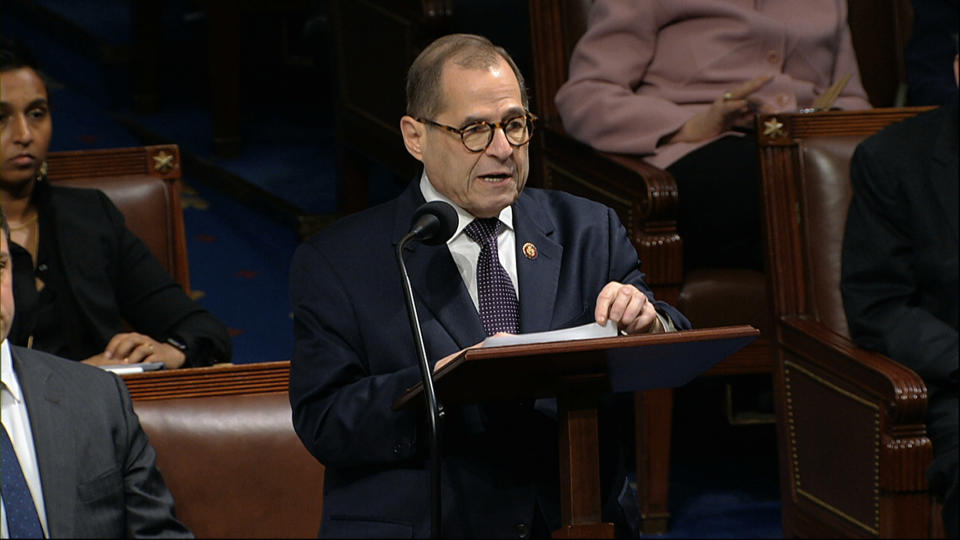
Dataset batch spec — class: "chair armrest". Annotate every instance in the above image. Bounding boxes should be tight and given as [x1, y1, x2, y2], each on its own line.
[780, 316, 928, 425]
[539, 129, 682, 292]
[541, 129, 678, 221]
[776, 315, 932, 536]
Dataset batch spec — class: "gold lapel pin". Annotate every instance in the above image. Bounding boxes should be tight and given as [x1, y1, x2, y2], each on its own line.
[522, 242, 538, 260]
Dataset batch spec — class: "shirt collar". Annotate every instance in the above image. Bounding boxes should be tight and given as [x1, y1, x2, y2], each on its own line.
[1, 339, 24, 404]
[418, 172, 514, 244]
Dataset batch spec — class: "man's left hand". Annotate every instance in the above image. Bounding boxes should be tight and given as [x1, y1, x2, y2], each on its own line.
[595, 281, 662, 334]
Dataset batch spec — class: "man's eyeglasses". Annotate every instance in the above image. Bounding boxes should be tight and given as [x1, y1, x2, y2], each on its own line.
[417, 113, 537, 153]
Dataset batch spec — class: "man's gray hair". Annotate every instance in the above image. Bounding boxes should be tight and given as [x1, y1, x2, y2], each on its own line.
[405, 33, 529, 119]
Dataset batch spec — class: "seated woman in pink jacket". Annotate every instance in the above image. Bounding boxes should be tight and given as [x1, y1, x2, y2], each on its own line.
[556, 0, 872, 271]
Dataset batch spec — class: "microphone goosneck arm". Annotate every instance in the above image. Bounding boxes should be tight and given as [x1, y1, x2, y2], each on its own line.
[395, 200, 457, 539]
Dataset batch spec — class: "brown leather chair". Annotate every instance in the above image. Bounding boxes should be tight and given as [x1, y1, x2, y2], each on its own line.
[125, 362, 326, 538]
[44, 144, 191, 291]
[527, 1, 772, 531]
[525, 1, 918, 531]
[756, 107, 944, 538]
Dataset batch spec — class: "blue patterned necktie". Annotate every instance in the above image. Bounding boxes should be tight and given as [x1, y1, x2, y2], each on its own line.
[465, 218, 520, 336]
[2, 423, 44, 538]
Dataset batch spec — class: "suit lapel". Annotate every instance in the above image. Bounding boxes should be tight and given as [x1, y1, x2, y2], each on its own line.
[12, 349, 77, 538]
[513, 193, 563, 333]
[392, 181, 486, 350]
[929, 104, 958, 242]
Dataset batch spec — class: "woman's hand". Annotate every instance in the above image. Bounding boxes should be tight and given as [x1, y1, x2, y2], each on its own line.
[666, 75, 775, 144]
[83, 332, 186, 369]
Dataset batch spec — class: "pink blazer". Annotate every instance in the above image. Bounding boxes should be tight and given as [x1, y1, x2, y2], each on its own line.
[555, 0, 873, 168]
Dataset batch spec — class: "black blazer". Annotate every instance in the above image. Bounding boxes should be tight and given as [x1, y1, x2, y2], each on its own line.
[10, 344, 192, 537]
[9, 183, 230, 366]
[841, 102, 959, 391]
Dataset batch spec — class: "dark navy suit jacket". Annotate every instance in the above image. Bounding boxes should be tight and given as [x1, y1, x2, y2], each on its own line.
[289, 179, 689, 537]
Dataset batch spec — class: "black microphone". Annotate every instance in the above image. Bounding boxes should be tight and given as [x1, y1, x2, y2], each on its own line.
[394, 200, 457, 538]
[408, 200, 459, 245]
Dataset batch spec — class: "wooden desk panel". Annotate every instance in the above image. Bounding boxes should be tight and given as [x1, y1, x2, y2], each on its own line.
[122, 361, 290, 401]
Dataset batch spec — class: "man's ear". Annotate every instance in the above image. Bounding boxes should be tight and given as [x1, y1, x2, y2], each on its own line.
[400, 116, 425, 162]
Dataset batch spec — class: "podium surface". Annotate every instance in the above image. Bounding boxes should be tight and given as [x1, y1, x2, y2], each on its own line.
[395, 326, 759, 409]
[394, 325, 758, 537]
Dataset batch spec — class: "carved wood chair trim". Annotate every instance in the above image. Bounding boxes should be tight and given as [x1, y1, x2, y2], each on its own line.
[784, 358, 881, 534]
[122, 361, 291, 401]
[45, 144, 190, 290]
[46, 144, 181, 180]
[758, 107, 937, 325]
[780, 319, 929, 422]
[528, 0, 571, 124]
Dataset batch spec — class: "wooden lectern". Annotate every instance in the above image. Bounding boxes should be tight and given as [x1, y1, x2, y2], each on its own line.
[394, 325, 759, 537]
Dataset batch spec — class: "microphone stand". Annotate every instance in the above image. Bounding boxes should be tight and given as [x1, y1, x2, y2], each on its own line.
[396, 234, 444, 539]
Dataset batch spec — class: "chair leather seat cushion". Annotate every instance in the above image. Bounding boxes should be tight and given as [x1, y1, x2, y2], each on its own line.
[678, 268, 771, 333]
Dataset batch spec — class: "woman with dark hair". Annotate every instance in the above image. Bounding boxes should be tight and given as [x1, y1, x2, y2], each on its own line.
[0, 37, 231, 368]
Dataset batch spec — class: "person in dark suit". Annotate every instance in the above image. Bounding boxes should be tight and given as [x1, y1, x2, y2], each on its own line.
[1, 208, 192, 538]
[289, 33, 690, 538]
[904, 0, 959, 106]
[0, 37, 230, 369]
[841, 56, 958, 538]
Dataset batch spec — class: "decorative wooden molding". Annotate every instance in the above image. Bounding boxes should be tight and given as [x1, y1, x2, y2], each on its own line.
[46, 144, 181, 181]
[785, 358, 881, 534]
[781, 319, 929, 422]
[122, 361, 291, 401]
[762, 117, 786, 140]
[150, 148, 177, 174]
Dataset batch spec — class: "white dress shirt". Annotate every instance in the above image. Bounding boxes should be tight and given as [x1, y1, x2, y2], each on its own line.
[420, 173, 519, 311]
[1, 339, 50, 539]
[418, 174, 675, 334]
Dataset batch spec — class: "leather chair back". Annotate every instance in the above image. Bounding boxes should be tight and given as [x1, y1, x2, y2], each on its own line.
[125, 362, 326, 539]
[45, 145, 190, 290]
[796, 136, 862, 338]
[135, 392, 324, 538]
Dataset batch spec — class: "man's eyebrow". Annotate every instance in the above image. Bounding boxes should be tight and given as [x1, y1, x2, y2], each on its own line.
[461, 107, 527, 126]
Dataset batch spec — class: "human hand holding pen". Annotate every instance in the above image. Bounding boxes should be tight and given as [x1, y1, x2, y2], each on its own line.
[666, 74, 775, 144]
